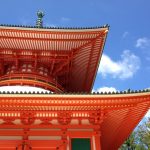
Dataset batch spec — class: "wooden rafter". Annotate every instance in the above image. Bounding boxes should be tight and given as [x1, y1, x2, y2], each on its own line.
[0, 92, 149, 149]
[0, 26, 108, 92]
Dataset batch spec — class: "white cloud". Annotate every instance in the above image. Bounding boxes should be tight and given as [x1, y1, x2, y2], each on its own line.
[98, 50, 140, 79]
[136, 37, 150, 62]
[45, 23, 57, 27]
[93, 87, 117, 93]
[122, 31, 129, 38]
[136, 37, 150, 49]
[145, 110, 150, 118]
[0, 86, 49, 92]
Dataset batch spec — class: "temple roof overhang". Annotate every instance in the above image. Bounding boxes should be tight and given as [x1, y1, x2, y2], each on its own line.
[0, 25, 109, 93]
[0, 90, 150, 150]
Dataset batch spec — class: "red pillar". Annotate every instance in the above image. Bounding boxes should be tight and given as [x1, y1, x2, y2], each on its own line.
[61, 128, 67, 150]
[94, 132, 101, 150]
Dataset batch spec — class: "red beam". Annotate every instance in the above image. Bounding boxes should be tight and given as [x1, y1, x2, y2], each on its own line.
[0, 130, 94, 137]
[0, 140, 62, 149]
[0, 124, 99, 129]
[1, 35, 93, 42]
[0, 48, 71, 55]
[0, 55, 69, 61]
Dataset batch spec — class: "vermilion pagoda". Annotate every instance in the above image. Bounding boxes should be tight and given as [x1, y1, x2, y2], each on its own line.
[0, 12, 150, 150]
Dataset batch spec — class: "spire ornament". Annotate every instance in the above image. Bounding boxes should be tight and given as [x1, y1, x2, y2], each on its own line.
[36, 10, 45, 28]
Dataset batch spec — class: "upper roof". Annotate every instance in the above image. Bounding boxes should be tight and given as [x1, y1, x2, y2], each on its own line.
[0, 24, 109, 30]
[0, 25, 109, 93]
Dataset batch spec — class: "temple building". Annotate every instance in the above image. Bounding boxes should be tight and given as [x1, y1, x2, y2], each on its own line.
[0, 11, 150, 150]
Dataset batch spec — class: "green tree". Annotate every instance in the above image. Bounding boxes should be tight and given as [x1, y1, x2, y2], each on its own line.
[136, 118, 150, 149]
[120, 118, 150, 150]
[120, 133, 136, 150]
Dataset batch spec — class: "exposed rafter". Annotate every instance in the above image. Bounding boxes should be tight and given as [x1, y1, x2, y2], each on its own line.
[0, 26, 108, 92]
[0, 92, 149, 149]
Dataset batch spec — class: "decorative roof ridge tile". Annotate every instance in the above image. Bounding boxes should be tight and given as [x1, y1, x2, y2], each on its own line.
[0, 89, 150, 95]
[0, 24, 110, 30]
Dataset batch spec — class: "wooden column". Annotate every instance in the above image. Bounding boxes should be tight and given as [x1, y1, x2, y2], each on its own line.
[90, 110, 104, 150]
[94, 129, 101, 150]
[58, 112, 71, 150]
[61, 129, 67, 150]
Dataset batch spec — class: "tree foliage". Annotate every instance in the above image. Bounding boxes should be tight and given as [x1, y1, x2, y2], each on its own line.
[120, 118, 150, 150]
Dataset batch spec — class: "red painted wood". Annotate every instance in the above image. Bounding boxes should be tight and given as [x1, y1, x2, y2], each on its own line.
[0, 26, 108, 92]
[0, 25, 150, 150]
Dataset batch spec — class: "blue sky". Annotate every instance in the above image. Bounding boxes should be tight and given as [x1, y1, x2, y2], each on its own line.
[0, 0, 150, 117]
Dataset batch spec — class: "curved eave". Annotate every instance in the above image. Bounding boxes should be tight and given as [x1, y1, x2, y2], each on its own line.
[0, 25, 109, 93]
[0, 91, 150, 150]
[0, 91, 149, 107]
[0, 25, 109, 32]
[0, 24, 109, 31]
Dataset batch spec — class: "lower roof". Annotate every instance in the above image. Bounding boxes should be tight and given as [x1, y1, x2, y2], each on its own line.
[0, 91, 150, 149]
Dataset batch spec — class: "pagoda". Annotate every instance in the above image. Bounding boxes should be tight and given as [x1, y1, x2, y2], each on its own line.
[0, 11, 150, 150]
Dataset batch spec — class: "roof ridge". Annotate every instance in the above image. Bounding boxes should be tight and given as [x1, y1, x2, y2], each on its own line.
[0, 24, 110, 30]
[0, 89, 149, 95]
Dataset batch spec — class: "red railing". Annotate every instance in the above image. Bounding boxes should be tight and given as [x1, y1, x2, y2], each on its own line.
[0, 73, 64, 93]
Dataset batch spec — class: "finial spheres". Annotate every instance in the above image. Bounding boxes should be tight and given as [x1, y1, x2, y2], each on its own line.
[37, 10, 45, 19]
[36, 10, 45, 28]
